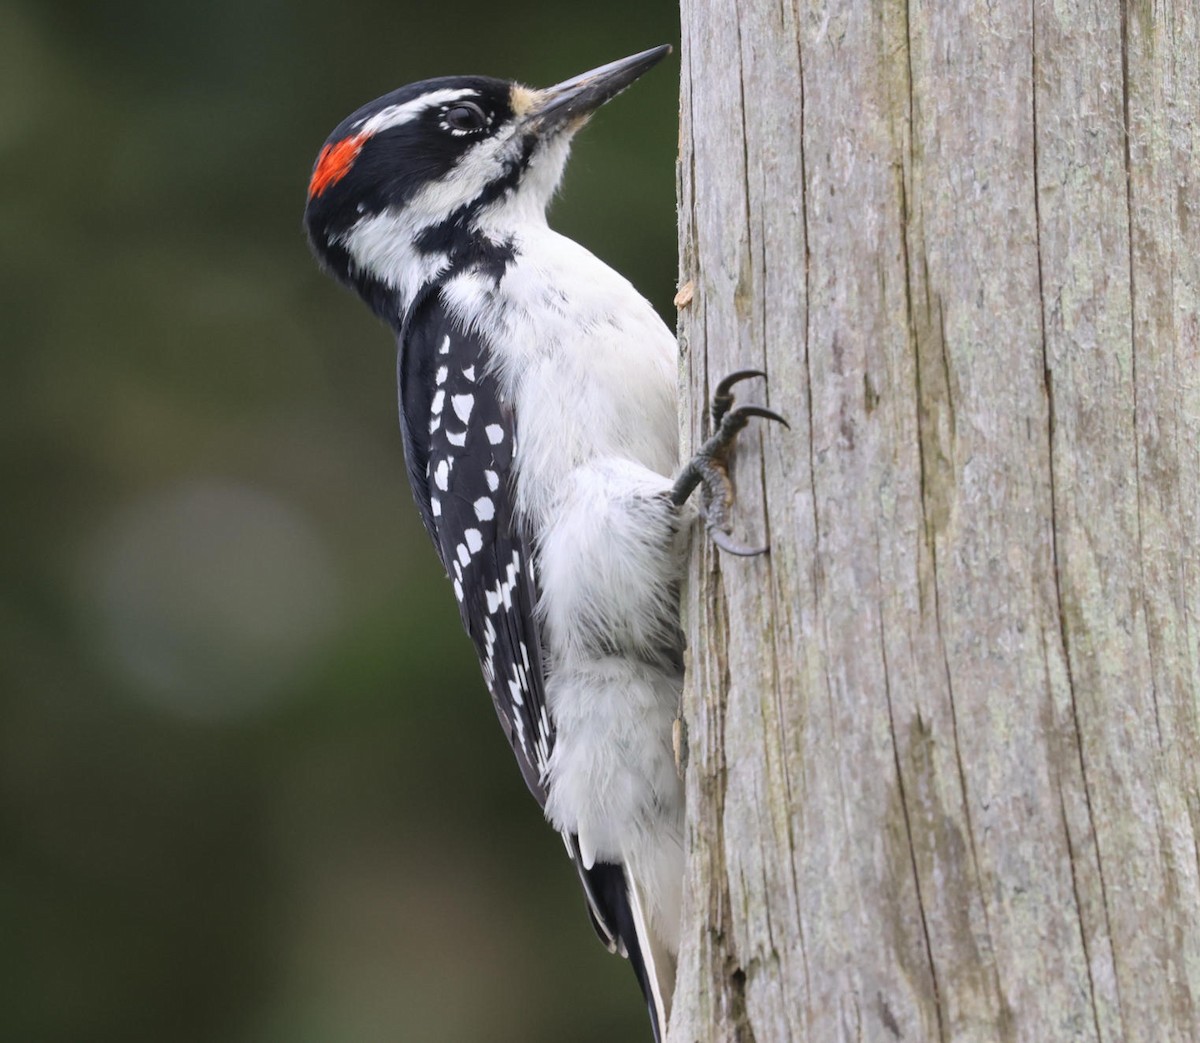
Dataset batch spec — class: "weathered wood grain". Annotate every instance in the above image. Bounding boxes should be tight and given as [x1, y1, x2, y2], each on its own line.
[670, 1, 1199, 1040]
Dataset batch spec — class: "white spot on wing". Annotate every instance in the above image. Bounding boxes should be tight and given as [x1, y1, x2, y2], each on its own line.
[462, 366, 476, 381]
[486, 424, 504, 445]
[451, 394, 474, 423]
[501, 556, 517, 608]
[431, 390, 445, 416]
[456, 543, 470, 567]
[439, 335, 451, 355]
[435, 366, 448, 386]
[446, 429, 466, 447]
[465, 528, 483, 554]
[485, 470, 499, 491]
[434, 460, 449, 491]
[474, 497, 495, 521]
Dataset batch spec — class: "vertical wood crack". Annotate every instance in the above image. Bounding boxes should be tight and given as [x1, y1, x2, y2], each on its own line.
[1027, 10, 1106, 1040]
[1032, 7, 1125, 1036]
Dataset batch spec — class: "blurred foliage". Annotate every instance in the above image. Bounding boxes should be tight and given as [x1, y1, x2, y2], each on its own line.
[0, 1, 680, 1039]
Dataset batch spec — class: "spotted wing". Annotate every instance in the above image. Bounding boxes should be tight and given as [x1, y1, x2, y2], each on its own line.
[396, 291, 551, 805]
[396, 289, 652, 984]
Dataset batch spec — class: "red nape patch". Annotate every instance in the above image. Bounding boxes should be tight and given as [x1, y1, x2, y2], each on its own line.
[308, 132, 370, 199]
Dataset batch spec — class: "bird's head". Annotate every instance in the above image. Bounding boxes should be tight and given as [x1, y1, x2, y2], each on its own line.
[304, 45, 671, 321]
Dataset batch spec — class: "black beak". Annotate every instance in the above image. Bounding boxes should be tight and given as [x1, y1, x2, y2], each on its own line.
[527, 45, 672, 132]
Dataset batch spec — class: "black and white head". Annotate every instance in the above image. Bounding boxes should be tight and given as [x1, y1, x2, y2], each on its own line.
[304, 46, 671, 321]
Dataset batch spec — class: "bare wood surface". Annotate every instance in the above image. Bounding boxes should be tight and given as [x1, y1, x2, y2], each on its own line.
[671, 1, 1199, 1040]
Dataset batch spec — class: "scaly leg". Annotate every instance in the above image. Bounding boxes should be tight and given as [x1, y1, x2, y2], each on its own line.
[670, 370, 788, 556]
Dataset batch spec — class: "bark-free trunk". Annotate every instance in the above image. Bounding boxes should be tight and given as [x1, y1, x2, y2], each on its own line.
[671, 2, 1200, 1040]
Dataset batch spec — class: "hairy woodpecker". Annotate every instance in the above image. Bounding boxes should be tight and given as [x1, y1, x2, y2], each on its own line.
[304, 45, 784, 1040]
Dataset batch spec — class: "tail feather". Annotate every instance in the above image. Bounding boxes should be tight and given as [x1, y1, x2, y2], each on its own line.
[575, 853, 676, 1041]
[565, 834, 623, 955]
[625, 869, 675, 1041]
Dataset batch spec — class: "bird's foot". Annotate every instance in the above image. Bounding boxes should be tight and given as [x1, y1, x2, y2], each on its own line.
[670, 369, 788, 556]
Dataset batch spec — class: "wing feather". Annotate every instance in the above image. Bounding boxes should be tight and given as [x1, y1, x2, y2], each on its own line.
[397, 292, 549, 802]
[396, 288, 653, 1012]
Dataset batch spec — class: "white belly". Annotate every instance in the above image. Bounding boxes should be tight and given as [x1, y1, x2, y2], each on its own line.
[442, 229, 687, 945]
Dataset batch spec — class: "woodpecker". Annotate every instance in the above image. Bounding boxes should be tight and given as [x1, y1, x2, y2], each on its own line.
[304, 45, 784, 1040]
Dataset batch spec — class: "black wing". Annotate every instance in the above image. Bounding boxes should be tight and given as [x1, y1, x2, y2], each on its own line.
[397, 290, 552, 803]
[396, 289, 664, 1033]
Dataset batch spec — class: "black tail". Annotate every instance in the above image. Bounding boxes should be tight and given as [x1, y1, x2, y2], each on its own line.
[579, 859, 665, 1042]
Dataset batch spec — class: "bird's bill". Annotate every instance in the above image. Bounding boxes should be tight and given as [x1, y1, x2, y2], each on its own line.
[526, 45, 672, 132]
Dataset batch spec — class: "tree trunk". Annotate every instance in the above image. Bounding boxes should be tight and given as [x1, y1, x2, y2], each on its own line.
[670, 2, 1200, 1040]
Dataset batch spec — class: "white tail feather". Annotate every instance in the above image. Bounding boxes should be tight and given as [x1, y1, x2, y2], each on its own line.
[626, 868, 677, 1035]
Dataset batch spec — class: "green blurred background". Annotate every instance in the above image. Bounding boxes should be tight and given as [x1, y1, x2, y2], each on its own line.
[1, 2, 679, 1040]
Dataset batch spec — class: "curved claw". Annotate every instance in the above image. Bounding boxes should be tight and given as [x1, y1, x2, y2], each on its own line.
[712, 369, 768, 425]
[713, 368, 767, 398]
[729, 405, 791, 430]
[710, 526, 769, 557]
[676, 368, 785, 556]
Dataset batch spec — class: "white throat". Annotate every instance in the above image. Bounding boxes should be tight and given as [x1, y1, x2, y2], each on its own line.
[338, 130, 574, 312]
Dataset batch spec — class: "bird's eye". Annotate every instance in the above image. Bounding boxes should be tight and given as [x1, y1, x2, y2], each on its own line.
[444, 102, 488, 133]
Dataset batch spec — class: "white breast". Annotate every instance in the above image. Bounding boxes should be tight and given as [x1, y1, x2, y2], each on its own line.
[442, 228, 679, 527]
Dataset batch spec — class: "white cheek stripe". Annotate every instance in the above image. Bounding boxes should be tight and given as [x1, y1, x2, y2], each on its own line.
[337, 122, 528, 308]
[355, 89, 476, 137]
